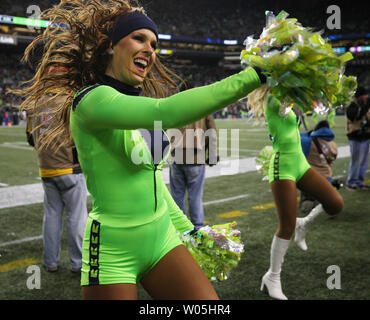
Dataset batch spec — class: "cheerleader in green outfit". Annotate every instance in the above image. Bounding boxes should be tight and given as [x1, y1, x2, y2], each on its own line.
[241, 9, 356, 300]
[248, 86, 343, 300]
[15, 0, 263, 299]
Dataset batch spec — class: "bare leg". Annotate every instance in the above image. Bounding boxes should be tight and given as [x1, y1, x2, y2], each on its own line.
[270, 179, 298, 240]
[295, 168, 344, 251]
[261, 179, 297, 300]
[297, 168, 343, 215]
[82, 283, 137, 300]
[141, 245, 219, 300]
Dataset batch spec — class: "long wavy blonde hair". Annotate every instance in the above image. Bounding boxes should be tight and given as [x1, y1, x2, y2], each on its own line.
[11, 0, 182, 150]
[246, 84, 269, 118]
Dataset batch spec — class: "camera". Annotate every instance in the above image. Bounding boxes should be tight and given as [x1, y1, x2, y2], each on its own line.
[332, 179, 343, 190]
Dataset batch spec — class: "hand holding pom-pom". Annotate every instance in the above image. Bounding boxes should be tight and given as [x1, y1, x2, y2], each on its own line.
[241, 10, 357, 116]
[181, 222, 245, 281]
[256, 146, 274, 181]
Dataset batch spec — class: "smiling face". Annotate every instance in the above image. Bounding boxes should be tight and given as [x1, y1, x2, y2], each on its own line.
[105, 28, 157, 87]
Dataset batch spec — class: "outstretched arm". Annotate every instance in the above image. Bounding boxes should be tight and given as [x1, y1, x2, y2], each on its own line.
[72, 67, 261, 130]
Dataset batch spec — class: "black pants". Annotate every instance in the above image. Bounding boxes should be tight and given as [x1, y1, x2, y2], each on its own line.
[299, 190, 319, 215]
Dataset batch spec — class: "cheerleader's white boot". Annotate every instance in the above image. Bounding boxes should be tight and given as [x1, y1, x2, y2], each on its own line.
[295, 204, 324, 251]
[261, 235, 290, 300]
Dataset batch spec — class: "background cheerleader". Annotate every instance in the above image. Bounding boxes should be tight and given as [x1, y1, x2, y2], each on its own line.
[242, 11, 356, 300]
[249, 87, 343, 300]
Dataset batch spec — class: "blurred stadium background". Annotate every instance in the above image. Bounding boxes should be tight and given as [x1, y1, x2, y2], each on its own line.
[0, 0, 369, 120]
[0, 0, 369, 301]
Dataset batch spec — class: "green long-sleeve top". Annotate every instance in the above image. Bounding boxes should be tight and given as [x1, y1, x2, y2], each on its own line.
[264, 96, 302, 153]
[70, 67, 261, 232]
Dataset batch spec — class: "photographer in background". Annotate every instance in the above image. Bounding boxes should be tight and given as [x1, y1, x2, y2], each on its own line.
[167, 80, 219, 231]
[345, 87, 370, 191]
[299, 120, 339, 214]
[26, 93, 88, 273]
[294, 120, 341, 251]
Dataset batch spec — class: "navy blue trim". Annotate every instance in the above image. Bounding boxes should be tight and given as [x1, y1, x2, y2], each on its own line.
[72, 167, 82, 174]
[98, 74, 141, 96]
[110, 12, 159, 46]
[72, 84, 101, 111]
[72, 146, 79, 164]
[88, 220, 101, 285]
[273, 152, 280, 181]
[153, 165, 158, 211]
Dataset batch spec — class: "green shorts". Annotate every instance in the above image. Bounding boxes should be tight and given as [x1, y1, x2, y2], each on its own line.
[268, 151, 310, 183]
[80, 212, 183, 286]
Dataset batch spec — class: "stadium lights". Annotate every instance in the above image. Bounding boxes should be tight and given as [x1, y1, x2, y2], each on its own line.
[349, 45, 370, 53]
[0, 13, 241, 46]
[0, 14, 49, 28]
[158, 34, 172, 40]
[333, 47, 346, 54]
[155, 49, 174, 55]
[1, 13, 369, 49]
[325, 33, 370, 40]
[0, 33, 17, 45]
[223, 40, 239, 45]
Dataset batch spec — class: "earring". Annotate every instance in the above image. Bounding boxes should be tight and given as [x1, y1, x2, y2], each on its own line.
[108, 49, 114, 55]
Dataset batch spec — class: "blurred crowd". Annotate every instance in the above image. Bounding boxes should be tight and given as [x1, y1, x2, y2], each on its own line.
[0, 52, 247, 123]
[0, 0, 368, 38]
[0, 0, 368, 123]
[0, 53, 29, 125]
[142, 0, 369, 39]
[0, 56, 369, 124]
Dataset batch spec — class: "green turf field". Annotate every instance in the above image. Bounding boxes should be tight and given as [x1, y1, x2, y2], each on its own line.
[0, 116, 369, 300]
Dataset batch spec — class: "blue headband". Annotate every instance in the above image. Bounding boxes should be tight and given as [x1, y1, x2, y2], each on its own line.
[110, 12, 158, 47]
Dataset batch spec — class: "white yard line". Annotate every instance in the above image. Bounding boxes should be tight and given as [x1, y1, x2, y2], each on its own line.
[219, 137, 268, 141]
[0, 235, 43, 248]
[218, 147, 260, 153]
[0, 143, 33, 151]
[4, 142, 29, 145]
[0, 195, 248, 248]
[0, 146, 355, 249]
[0, 146, 351, 211]
[337, 145, 351, 158]
[0, 133, 26, 137]
[204, 194, 249, 206]
[0, 183, 45, 209]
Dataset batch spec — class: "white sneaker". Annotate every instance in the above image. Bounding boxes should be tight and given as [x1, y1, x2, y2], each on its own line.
[260, 271, 288, 300]
[294, 217, 308, 251]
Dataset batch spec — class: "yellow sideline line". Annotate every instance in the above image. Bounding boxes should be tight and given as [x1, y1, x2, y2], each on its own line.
[217, 197, 302, 218]
[218, 210, 249, 218]
[216, 203, 274, 219]
[216, 203, 275, 219]
[252, 203, 276, 210]
[0, 258, 38, 273]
